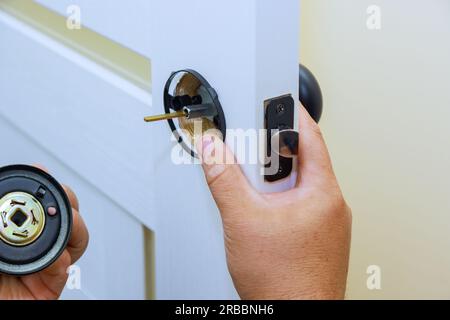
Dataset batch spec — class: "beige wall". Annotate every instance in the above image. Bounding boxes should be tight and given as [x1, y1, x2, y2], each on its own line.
[301, 0, 450, 299]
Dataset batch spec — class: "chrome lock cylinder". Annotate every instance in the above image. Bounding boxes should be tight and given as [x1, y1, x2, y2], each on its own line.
[0, 165, 72, 275]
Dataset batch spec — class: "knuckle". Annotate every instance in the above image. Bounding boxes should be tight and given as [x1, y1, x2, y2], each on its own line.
[328, 188, 346, 210]
[346, 205, 353, 225]
[313, 185, 350, 222]
[64, 185, 79, 210]
[331, 193, 352, 223]
[206, 164, 232, 190]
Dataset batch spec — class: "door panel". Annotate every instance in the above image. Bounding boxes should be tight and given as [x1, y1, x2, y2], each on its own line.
[35, 0, 152, 56]
[0, 12, 156, 228]
[0, 116, 146, 300]
[0, 10, 148, 299]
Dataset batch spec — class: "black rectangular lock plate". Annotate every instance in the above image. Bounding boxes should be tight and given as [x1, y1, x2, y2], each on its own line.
[264, 95, 295, 182]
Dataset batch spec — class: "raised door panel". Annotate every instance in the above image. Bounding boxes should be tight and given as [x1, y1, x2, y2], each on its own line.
[0, 11, 157, 229]
[0, 116, 146, 300]
[35, 0, 152, 56]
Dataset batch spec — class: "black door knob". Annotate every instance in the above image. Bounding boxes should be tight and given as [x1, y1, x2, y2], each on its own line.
[299, 64, 323, 123]
[0, 165, 72, 275]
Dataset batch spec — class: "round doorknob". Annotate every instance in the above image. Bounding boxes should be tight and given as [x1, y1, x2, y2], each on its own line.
[0, 165, 72, 275]
[299, 64, 323, 123]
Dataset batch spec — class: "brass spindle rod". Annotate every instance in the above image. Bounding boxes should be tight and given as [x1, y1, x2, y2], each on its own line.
[144, 110, 187, 123]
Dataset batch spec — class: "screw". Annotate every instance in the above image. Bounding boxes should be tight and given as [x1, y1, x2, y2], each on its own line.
[276, 104, 285, 115]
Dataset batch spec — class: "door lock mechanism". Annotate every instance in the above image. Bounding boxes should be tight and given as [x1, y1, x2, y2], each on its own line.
[0, 165, 72, 276]
[143, 66, 321, 184]
[265, 65, 323, 182]
[144, 69, 226, 157]
[265, 94, 298, 182]
[0, 192, 46, 247]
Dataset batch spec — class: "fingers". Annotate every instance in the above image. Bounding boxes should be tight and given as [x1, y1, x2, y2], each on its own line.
[61, 185, 87, 263]
[296, 105, 335, 187]
[32, 164, 49, 173]
[66, 208, 89, 264]
[21, 250, 72, 300]
[197, 134, 259, 221]
[63, 185, 79, 212]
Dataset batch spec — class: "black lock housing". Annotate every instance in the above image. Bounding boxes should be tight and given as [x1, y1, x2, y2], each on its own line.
[164, 69, 226, 158]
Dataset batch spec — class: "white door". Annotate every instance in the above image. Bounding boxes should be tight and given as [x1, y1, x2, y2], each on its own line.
[0, 0, 300, 299]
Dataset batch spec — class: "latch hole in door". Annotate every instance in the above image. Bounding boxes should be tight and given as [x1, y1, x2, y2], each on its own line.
[164, 70, 226, 158]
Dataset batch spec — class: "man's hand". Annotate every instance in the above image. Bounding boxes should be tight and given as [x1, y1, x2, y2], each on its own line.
[198, 106, 352, 300]
[0, 168, 89, 300]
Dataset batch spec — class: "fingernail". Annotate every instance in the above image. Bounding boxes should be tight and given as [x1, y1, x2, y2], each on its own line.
[197, 134, 214, 157]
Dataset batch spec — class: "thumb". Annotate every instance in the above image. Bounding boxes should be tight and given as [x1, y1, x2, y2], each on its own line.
[296, 104, 335, 186]
[197, 133, 257, 220]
